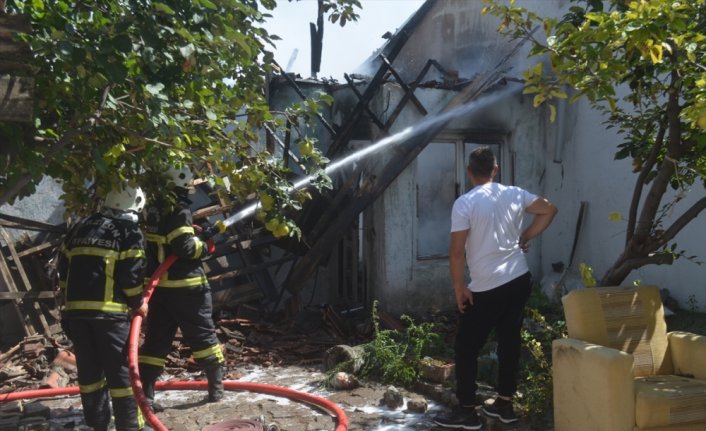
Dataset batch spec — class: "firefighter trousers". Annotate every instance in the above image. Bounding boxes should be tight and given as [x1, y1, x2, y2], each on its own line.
[138, 286, 223, 385]
[67, 318, 144, 431]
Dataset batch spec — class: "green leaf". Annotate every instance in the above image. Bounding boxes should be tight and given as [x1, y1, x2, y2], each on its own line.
[112, 34, 133, 53]
[145, 83, 165, 95]
[57, 41, 73, 57]
[153, 2, 176, 15]
[104, 62, 128, 83]
[179, 44, 196, 58]
[199, 0, 218, 10]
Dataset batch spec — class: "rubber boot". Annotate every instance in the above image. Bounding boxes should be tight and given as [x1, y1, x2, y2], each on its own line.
[141, 379, 164, 413]
[80, 389, 111, 431]
[112, 396, 140, 431]
[205, 365, 224, 402]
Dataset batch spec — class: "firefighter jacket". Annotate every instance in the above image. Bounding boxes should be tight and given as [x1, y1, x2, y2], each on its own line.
[58, 210, 146, 319]
[145, 192, 210, 290]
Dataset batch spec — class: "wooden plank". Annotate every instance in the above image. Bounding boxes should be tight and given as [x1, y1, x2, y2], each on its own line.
[0, 14, 31, 33]
[0, 60, 33, 75]
[193, 204, 232, 220]
[0, 39, 31, 57]
[0, 246, 34, 336]
[16, 237, 62, 258]
[207, 255, 295, 283]
[0, 226, 51, 333]
[0, 212, 67, 233]
[0, 291, 57, 300]
[0, 75, 33, 123]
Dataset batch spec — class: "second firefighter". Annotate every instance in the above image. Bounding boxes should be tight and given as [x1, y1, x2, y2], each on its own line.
[138, 166, 224, 409]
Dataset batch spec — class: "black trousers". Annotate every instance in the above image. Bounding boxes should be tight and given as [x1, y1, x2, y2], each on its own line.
[454, 272, 532, 406]
[68, 318, 141, 431]
[139, 286, 222, 383]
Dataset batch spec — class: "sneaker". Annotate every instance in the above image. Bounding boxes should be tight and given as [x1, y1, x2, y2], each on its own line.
[481, 397, 518, 424]
[432, 407, 483, 430]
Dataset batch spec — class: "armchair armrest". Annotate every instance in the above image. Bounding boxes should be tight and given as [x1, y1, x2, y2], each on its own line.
[668, 331, 706, 380]
[553, 338, 635, 431]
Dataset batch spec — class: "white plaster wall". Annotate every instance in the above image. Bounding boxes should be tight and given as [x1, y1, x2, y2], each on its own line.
[544, 99, 706, 310]
[0, 176, 65, 243]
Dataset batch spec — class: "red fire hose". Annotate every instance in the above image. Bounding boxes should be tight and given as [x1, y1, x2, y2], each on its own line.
[1, 253, 349, 431]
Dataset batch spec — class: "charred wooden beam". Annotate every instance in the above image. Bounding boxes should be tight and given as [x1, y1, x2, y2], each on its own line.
[0, 240, 35, 336]
[0, 290, 57, 300]
[286, 70, 512, 292]
[0, 75, 33, 123]
[343, 73, 386, 130]
[0, 14, 32, 33]
[271, 62, 336, 137]
[0, 226, 51, 334]
[0, 213, 66, 234]
[208, 255, 295, 283]
[325, 0, 436, 157]
[379, 55, 428, 116]
[383, 58, 435, 130]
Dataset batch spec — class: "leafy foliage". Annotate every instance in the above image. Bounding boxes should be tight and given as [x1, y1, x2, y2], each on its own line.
[358, 301, 449, 386]
[518, 289, 566, 428]
[483, 0, 706, 285]
[1, 0, 359, 238]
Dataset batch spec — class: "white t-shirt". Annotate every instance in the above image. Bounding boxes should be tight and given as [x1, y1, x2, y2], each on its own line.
[450, 182, 537, 292]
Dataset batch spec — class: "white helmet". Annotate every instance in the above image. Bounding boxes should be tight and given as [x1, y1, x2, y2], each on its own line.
[166, 165, 194, 189]
[104, 185, 146, 213]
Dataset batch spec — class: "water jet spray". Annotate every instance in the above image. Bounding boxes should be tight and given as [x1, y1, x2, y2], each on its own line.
[217, 87, 517, 232]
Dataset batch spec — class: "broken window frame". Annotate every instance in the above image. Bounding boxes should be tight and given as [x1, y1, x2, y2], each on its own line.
[416, 131, 506, 260]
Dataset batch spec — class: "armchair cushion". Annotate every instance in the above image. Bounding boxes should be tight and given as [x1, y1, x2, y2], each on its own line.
[561, 285, 673, 377]
[553, 338, 635, 431]
[634, 375, 706, 428]
[668, 331, 706, 380]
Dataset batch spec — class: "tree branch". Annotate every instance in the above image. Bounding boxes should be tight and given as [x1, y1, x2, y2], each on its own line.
[632, 74, 682, 247]
[655, 196, 706, 248]
[626, 118, 666, 246]
[602, 253, 675, 285]
[0, 85, 113, 207]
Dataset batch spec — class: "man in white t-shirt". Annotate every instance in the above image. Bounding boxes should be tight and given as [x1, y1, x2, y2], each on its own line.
[434, 146, 557, 430]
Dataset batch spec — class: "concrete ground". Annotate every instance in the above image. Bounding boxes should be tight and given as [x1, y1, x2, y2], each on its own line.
[29, 364, 547, 431]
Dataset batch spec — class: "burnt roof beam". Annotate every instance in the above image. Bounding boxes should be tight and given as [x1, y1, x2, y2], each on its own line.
[379, 55, 428, 116]
[343, 73, 386, 131]
[325, 0, 437, 157]
[271, 59, 337, 137]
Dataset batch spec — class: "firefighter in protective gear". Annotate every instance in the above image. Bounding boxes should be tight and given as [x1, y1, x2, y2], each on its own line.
[138, 166, 224, 410]
[58, 185, 148, 431]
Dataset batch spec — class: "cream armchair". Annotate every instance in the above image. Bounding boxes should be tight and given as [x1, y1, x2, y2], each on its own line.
[552, 285, 706, 431]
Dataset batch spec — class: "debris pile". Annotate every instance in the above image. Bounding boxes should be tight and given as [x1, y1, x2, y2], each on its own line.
[0, 303, 376, 395]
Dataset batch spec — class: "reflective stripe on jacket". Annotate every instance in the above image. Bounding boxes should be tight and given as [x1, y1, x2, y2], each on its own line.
[58, 212, 145, 318]
[145, 193, 209, 289]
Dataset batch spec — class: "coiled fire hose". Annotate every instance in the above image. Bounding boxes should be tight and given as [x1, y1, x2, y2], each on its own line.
[1, 220, 349, 431]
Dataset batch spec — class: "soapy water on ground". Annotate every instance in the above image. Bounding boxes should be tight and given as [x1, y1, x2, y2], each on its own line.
[36, 364, 453, 431]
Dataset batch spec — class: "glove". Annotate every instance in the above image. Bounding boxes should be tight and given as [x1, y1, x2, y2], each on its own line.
[206, 239, 216, 255]
[199, 220, 226, 240]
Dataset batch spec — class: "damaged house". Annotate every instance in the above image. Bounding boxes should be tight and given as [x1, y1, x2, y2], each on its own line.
[265, 0, 706, 317]
[2, 0, 705, 348]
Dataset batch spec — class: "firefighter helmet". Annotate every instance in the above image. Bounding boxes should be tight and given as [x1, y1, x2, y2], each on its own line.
[166, 165, 194, 189]
[104, 185, 146, 213]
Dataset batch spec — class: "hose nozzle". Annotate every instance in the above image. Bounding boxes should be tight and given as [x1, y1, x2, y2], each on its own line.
[200, 220, 227, 240]
[215, 220, 227, 234]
